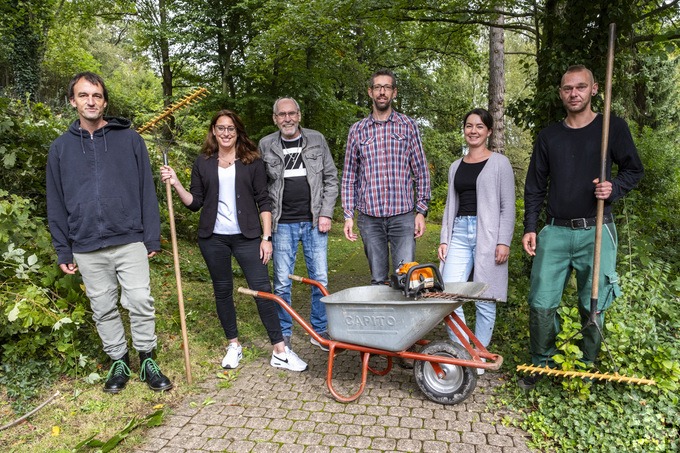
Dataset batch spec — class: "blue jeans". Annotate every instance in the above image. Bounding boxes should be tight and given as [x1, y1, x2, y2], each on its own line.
[273, 222, 328, 336]
[357, 211, 416, 285]
[198, 234, 282, 345]
[441, 216, 496, 348]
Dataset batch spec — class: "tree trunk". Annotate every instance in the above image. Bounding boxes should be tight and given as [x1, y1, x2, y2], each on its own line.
[488, 13, 505, 154]
[158, 0, 175, 138]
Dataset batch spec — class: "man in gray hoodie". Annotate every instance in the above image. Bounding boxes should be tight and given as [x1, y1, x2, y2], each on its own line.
[46, 72, 172, 394]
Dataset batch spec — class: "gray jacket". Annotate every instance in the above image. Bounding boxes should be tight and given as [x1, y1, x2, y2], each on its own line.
[259, 127, 339, 232]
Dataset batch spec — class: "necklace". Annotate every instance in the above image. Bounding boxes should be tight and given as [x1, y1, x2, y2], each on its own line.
[218, 152, 236, 168]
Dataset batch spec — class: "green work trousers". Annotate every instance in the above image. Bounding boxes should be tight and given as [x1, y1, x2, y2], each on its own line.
[528, 222, 621, 367]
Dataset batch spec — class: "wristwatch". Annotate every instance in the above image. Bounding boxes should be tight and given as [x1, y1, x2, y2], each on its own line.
[262, 235, 272, 241]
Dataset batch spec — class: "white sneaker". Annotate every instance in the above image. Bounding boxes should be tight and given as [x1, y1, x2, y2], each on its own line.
[271, 346, 308, 372]
[221, 343, 242, 369]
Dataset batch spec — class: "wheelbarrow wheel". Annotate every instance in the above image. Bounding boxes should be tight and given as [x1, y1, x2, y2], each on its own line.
[413, 340, 477, 405]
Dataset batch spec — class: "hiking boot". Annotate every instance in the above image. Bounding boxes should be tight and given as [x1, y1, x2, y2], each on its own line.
[271, 346, 308, 372]
[139, 350, 173, 392]
[221, 342, 242, 369]
[104, 352, 131, 394]
[310, 331, 331, 352]
[518, 373, 543, 391]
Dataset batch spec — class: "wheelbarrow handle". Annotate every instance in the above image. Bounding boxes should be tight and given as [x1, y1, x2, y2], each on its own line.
[237, 287, 258, 297]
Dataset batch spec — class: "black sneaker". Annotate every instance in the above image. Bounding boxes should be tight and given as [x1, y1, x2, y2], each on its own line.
[310, 331, 331, 352]
[518, 373, 543, 390]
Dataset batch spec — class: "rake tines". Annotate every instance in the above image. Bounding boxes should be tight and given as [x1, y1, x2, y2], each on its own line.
[516, 364, 656, 386]
[136, 87, 209, 134]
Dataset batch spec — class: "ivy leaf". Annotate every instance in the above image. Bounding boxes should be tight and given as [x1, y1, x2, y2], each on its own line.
[85, 372, 102, 384]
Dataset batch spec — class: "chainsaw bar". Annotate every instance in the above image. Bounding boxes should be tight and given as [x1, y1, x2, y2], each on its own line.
[516, 364, 656, 386]
[420, 292, 500, 303]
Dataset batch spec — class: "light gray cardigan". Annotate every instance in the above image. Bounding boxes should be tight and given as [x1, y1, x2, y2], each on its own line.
[439, 152, 516, 301]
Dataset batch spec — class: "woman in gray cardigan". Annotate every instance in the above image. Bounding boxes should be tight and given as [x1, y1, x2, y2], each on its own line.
[438, 109, 515, 373]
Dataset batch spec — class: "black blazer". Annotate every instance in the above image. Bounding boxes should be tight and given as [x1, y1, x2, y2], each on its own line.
[187, 153, 271, 239]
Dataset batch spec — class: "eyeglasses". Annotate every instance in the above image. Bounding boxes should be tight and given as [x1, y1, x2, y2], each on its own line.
[371, 84, 394, 92]
[275, 111, 299, 119]
[560, 84, 590, 93]
[214, 125, 236, 134]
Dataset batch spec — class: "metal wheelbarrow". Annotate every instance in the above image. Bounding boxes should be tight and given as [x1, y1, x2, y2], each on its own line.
[237, 265, 503, 405]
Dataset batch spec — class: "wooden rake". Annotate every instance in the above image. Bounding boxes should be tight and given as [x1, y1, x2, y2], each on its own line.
[137, 87, 209, 384]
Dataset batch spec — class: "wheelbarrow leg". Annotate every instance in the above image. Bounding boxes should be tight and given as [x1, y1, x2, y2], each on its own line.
[326, 350, 371, 403]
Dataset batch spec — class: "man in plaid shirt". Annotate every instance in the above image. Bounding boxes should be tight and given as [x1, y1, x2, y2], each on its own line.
[342, 69, 431, 285]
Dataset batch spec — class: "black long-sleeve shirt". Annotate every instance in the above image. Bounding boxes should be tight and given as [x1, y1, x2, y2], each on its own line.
[523, 114, 644, 234]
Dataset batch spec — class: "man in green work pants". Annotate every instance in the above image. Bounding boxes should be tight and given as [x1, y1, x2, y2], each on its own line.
[520, 65, 644, 390]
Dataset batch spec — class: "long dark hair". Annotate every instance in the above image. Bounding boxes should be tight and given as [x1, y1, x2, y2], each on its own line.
[201, 110, 259, 164]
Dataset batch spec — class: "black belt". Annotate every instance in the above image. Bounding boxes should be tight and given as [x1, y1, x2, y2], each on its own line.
[547, 214, 613, 229]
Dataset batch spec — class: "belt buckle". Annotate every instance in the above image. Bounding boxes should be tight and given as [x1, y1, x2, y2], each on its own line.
[570, 218, 589, 230]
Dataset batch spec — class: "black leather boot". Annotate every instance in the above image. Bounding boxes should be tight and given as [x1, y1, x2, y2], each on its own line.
[139, 350, 173, 392]
[103, 352, 131, 394]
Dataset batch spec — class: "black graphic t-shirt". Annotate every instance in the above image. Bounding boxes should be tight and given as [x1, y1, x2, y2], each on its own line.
[280, 137, 312, 223]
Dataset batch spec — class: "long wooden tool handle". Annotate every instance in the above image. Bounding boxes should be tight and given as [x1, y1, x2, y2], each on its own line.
[164, 152, 192, 384]
[590, 23, 616, 323]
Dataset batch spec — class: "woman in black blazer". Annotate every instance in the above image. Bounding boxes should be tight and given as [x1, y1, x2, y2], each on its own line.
[161, 110, 308, 372]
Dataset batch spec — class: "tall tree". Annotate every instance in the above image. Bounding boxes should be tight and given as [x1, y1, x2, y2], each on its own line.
[488, 12, 506, 153]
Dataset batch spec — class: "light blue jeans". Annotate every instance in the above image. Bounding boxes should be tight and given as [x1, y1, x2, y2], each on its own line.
[441, 216, 496, 348]
[74, 242, 157, 360]
[273, 222, 328, 336]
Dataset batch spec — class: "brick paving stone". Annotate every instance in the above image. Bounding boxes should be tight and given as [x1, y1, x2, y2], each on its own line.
[433, 408, 458, 421]
[241, 406, 268, 417]
[296, 431, 323, 445]
[387, 406, 410, 417]
[227, 440, 256, 452]
[135, 437, 168, 451]
[280, 399, 304, 410]
[321, 433, 348, 446]
[167, 436, 207, 450]
[329, 448, 356, 453]
[424, 418, 447, 429]
[330, 413, 355, 424]
[338, 423, 363, 436]
[344, 404, 367, 414]
[488, 434, 514, 447]
[462, 431, 488, 445]
[496, 425, 526, 436]
[480, 412, 497, 423]
[251, 442, 280, 452]
[291, 420, 317, 432]
[458, 410, 481, 423]
[189, 413, 227, 426]
[353, 414, 377, 425]
[472, 422, 497, 434]
[346, 435, 372, 449]
[201, 438, 232, 451]
[287, 409, 311, 420]
[267, 418, 294, 430]
[410, 428, 436, 441]
[165, 415, 192, 427]
[179, 424, 207, 436]
[372, 415, 397, 427]
[220, 405, 246, 416]
[149, 426, 182, 439]
[314, 422, 339, 434]
[361, 424, 386, 437]
[225, 426, 252, 440]
[156, 447, 186, 453]
[449, 420, 472, 432]
[421, 440, 449, 452]
[411, 407, 434, 418]
[244, 416, 271, 429]
[271, 430, 300, 443]
[386, 426, 411, 439]
[396, 438, 423, 452]
[202, 425, 227, 438]
[309, 411, 332, 423]
[399, 416, 424, 429]
[370, 437, 397, 451]
[475, 445, 503, 453]
[302, 401, 326, 412]
[248, 428, 275, 441]
[435, 428, 462, 443]
[303, 446, 331, 453]
[366, 404, 388, 416]
[222, 415, 248, 428]
[278, 444, 304, 453]
[400, 397, 424, 408]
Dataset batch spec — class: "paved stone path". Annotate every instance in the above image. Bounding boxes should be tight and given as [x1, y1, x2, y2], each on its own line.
[135, 334, 534, 453]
